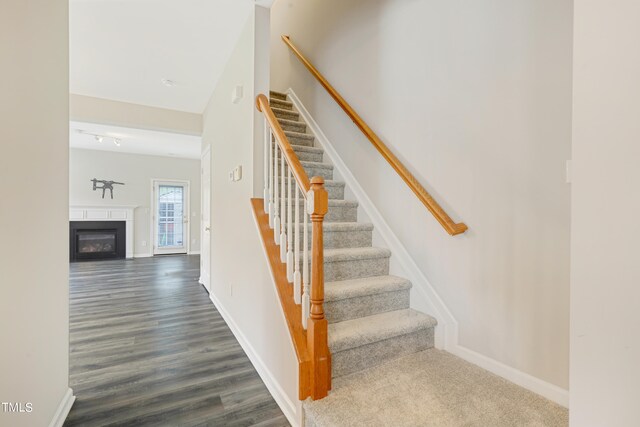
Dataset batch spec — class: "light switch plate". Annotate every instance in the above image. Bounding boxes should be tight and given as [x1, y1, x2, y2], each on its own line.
[232, 85, 243, 104]
[233, 165, 242, 181]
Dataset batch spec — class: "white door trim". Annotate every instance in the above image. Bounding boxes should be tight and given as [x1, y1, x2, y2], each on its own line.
[199, 146, 211, 290]
[150, 178, 191, 255]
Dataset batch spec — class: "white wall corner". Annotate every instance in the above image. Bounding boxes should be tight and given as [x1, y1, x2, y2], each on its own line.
[48, 388, 75, 427]
[287, 88, 569, 409]
[208, 291, 301, 427]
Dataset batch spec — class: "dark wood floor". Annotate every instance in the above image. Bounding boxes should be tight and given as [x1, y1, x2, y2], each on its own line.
[65, 255, 289, 427]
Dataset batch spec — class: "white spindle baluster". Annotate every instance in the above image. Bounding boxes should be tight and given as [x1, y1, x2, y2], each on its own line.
[263, 118, 269, 214]
[273, 143, 280, 243]
[268, 129, 274, 226]
[302, 199, 309, 329]
[286, 168, 293, 281]
[293, 187, 301, 304]
[280, 152, 286, 262]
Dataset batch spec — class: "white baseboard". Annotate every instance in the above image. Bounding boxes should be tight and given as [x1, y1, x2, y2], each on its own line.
[208, 291, 301, 427]
[451, 344, 569, 407]
[48, 388, 75, 427]
[287, 88, 569, 409]
[133, 252, 152, 258]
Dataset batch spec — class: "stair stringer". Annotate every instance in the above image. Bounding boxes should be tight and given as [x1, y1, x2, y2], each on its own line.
[287, 88, 458, 350]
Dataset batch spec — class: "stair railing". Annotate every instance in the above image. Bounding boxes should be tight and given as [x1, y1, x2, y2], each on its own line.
[256, 93, 332, 400]
[281, 35, 468, 236]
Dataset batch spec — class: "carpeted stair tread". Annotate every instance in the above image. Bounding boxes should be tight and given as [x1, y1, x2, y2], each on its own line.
[281, 144, 323, 154]
[278, 117, 304, 126]
[269, 90, 287, 101]
[278, 118, 306, 127]
[323, 247, 391, 263]
[285, 178, 344, 189]
[328, 309, 437, 353]
[325, 275, 411, 302]
[321, 180, 345, 190]
[284, 130, 314, 141]
[300, 160, 333, 170]
[271, 106, 299, 120]
[303, 221, 372, 232]
[270, 98, 293, 110]
[303, 349, 568, 427]
[281, 179, 345, 200]
[291, 198, 357, 208]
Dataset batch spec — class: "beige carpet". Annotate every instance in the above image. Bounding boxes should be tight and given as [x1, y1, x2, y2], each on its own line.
[304, 349, 568, 427]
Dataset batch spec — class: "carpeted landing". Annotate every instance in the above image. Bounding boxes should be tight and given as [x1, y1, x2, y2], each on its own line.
[304, 349, 568, 427]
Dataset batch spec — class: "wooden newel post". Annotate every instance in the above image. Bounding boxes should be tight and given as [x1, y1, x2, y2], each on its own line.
[307, 176, 331, 399]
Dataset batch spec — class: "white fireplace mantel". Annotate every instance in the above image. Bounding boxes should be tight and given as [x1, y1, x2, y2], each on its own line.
[69, 205, 137, 258]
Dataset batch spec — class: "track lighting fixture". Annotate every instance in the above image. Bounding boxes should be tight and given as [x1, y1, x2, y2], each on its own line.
[77, 130, 123, 147]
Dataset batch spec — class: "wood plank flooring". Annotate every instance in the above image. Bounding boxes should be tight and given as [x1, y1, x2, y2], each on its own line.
[65, 255, 289, 427]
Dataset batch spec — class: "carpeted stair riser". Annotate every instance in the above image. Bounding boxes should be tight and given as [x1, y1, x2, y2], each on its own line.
[292, 224, 373, 250]
[272, 107, 300, 121]
[315, 228, 372, 250]
[331, 328, 434, 378]
[301, 162, 333, 180]
[325, 289, 410, 324]
[296, 255, 389, 283]
[278, 119, 307, 133]
[323, 183, 345, 200]
[283, 200, 357, 223]
[322, 255, 390, 282]
[277, 181, 344, 200]
[274, 147, 323, 163]
[269, 98, 293, 110]
[269, 91, 287, 101]
[285, 132, 315, 147]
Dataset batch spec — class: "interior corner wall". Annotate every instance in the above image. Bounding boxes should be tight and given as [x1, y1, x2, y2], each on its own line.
[570, 1, 640, 425]
[201, 7, 302, 425]
[68, 149, 201, 256]
[270, 0, 572, 392]
[0, 0, 71, 426]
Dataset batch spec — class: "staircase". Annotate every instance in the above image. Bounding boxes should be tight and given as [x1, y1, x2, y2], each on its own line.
[268, 90, 437, 384]
[255, 90, 568, 427]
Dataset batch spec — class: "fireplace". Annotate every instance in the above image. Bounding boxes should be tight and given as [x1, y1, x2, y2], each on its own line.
[70, 221, 126, 261]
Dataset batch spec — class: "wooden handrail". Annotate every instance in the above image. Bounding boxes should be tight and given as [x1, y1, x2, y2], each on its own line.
[255, 94, 332, 400]
[256, 94, 311, 195]
[282, 35, 468, 236]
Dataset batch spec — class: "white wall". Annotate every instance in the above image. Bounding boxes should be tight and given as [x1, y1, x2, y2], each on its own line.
[69, 148, 201, 256]
[0, 0, 71, 426]
[570, 1, 640, 425]
[202, 6, 302, 425]
[271, 0, 573, 394]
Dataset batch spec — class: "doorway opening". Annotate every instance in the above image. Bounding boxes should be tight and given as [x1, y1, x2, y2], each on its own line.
[152, 180, 190, 255]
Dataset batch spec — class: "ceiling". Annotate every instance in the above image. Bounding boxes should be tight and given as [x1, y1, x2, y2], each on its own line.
[70, 122, 201, 159]
[70, 0, 254, 113]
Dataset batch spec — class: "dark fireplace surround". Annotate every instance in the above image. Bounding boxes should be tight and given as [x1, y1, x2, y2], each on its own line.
[70, 221, 126, 262]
